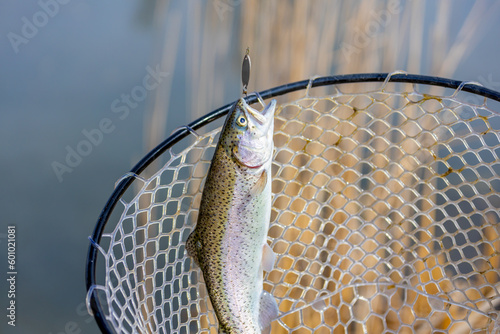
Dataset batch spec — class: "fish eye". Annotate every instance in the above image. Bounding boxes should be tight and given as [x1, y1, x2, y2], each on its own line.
[236, 115, 247, 127]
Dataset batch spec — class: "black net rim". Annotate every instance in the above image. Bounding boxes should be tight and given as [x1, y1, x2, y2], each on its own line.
[85, 72, 500, 334]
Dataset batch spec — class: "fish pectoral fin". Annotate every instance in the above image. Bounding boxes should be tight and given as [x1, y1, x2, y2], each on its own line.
[250, 170, 267, 196]
[185, 231, 199, 265]
[261, 243, 276, 272]
[259, 291, 279, 333]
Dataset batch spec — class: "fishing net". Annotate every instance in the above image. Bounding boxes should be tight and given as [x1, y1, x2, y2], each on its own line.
[86, 73, 500, 334]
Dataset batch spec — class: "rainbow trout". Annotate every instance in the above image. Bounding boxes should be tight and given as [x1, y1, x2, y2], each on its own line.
[187, 97, 278, 334]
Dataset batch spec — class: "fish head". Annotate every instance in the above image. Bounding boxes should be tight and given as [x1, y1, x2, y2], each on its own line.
[223, 98, 276, 168]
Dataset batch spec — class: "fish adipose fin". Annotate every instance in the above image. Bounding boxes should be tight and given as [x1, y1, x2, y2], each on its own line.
[250, 170, 268, 196]
[259, 291, 279, 334]
[261, 243, 276, 272]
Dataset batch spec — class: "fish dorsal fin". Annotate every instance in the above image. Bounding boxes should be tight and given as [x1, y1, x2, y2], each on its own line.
[262, 243, 276, 272]
[259, 291, 278, 333]
[185, 231, 200, 265]
[250, 170, 267, 196]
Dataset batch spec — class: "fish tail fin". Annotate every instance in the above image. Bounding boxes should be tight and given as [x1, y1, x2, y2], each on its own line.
[185, 231, 199, 265]
[259, 291, 278, 334]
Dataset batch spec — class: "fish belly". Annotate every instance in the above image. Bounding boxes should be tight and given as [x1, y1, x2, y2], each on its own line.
[187, 153, 275, 333]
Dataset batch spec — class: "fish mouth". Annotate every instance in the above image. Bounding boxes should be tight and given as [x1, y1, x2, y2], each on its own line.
[240, 98, 276, 128]
[232, 98, 275, 168]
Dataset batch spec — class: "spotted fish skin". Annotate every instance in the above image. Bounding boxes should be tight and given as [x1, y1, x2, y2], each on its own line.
[187, 98, 278, 334]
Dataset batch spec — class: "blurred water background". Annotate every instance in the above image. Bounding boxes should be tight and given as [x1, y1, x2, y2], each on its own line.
[1, 0, 500, 333]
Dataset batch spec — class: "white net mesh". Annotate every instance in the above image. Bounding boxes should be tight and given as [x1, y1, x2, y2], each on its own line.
[90, 80, 500, 333]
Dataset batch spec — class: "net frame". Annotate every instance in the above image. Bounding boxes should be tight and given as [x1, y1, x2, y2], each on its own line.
[85, 72, 500, 334]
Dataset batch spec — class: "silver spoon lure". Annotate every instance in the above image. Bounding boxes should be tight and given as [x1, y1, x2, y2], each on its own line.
[242, 47, 251, 96]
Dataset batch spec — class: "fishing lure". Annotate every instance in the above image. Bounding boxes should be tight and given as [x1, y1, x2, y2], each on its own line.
[242, 47, 251, 95]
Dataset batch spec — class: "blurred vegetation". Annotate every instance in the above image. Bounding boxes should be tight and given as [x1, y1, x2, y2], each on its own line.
[141, 0, 499, 155]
